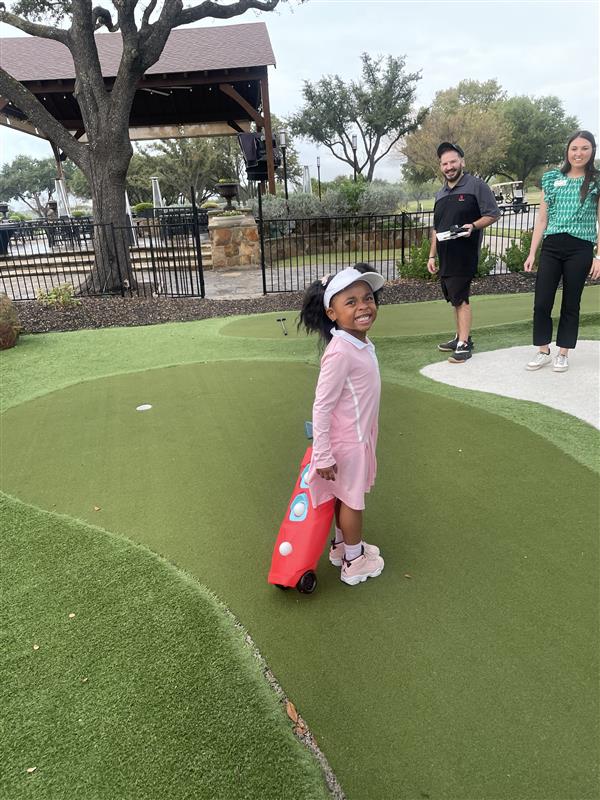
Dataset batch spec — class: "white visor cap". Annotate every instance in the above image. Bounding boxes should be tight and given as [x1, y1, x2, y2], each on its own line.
[323, 267, 385, 309]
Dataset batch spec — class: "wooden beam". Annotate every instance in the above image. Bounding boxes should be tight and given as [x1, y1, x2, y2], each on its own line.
[218, 83, 264, 127]
[259, 75, 276, 195]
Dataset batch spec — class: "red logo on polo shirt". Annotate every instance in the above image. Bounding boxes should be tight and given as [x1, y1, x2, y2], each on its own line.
[458, 194, 465, 201]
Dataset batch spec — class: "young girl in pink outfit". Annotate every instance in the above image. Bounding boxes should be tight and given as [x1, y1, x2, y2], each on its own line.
[298, 266, 386, 586]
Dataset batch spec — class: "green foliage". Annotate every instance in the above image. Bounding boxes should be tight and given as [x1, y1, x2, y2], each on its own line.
[217, 210, 244, 217]
[476, 244, 498, 277]
[358, 183, 403, 215]
[286, 193, 324, 218]
[132, 202, 154, 213]
[8, 211, 29, 221]
[291, 52, 422, 180]
[502, 230, 537, 272]
[403, 80, 578, 185]
[398, 238, 435, 280]
[500, 96, 578, 184]
[322, 177, 368, 215]
[71, 209, 91, 218]
[0, 155, 60, 217]
[251, 193, 325, 219]
[217, 178, 238, 184]
[201, 201, 221, 209]
[403, 80, 511, 182]
[0, 293, 21, 350]
[36, 284, 81, 309]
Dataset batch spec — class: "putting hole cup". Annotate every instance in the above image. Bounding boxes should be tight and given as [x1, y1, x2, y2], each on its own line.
[136, 404, 152, 412]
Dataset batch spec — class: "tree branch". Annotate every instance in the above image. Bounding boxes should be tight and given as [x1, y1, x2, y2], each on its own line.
[0, 69, 87, 169]
[92, 5, 118, 31]
[176, 0, 281, 27]
[0, 7, 69, 42]
[141, 0, 159, 30]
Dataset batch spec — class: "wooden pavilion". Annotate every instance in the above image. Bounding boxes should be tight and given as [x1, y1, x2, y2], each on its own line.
[0, 22, 279, 192]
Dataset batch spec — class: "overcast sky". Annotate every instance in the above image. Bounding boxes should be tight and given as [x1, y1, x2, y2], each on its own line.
[0, 0, 598, 183]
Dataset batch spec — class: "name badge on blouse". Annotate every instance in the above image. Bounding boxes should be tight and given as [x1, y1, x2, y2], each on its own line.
[553, 179, 567, 187]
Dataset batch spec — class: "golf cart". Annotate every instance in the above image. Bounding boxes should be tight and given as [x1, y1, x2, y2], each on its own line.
[491, 181, 530, 215]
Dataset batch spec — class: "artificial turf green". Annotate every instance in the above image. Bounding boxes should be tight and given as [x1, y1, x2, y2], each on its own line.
[2, 358, 599, 800]
[0, 492, 330, 800]
[220, 286, 600, 339]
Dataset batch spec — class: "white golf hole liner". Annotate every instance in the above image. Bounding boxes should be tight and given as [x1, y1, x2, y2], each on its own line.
[136, 404, 153, 412]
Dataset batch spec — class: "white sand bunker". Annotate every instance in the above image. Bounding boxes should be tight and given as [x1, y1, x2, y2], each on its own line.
[421, 340, 600, 430]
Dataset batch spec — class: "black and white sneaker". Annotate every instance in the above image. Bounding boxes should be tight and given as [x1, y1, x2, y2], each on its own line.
[448, 342, 472, 363]
[438, 335, 474, 352]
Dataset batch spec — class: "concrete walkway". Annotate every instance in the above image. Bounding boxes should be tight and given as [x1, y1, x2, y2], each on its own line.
[421, 341, 600, 429]
[203, 267, 265, 299]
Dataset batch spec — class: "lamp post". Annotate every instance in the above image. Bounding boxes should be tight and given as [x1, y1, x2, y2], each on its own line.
[351, 133, 358, 182]
[316, 156, 322, 200]
[279, 130, 289, 201]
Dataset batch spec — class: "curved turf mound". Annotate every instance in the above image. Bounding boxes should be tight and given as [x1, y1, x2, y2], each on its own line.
[0, 492, 329, 800]
[2, 359, 598, 799]
[219, 288, 600, 340]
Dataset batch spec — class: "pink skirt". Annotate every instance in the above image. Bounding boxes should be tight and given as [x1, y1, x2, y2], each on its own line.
[306, 439, 377, 511]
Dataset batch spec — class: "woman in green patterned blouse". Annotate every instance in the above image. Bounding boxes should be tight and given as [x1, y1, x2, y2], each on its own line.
[524, 131, 600, 373]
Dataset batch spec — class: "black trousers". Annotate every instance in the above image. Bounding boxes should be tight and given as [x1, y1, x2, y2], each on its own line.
[533, 233, 593, 349]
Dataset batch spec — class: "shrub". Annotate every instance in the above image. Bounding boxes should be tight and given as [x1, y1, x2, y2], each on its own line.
[0, 293, 21, 349]
[286, 193, 324, 218]
[217, 210, 244, 217]
[8, 211, 29, 221]
[397, 238, 435, 280]
[503, 230, 536, 273]
[321, 188, 353, 217]
[251, 194, 288, 219]
[132, 202, 154, 214]
[476, 245, 498, 277]
[358, 184, 403, 216]
[201, 201, 220, 209]
[250, 193, 325, 219]
[36, 284, 81, 309]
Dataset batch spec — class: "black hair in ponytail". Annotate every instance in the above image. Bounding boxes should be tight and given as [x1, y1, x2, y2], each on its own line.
[297, 274, 336, 344]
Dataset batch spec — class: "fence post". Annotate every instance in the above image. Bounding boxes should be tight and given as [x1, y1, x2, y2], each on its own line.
[401, 212, 406, 266]
[190, 187, 206, 299]
[257, 183, 267, 295]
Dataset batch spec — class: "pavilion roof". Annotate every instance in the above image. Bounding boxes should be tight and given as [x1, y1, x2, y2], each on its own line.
[0, 22, 276, 141]
[0, 23, 276, 82]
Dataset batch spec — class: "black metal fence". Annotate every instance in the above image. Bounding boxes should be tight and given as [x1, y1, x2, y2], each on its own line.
[0, 207, 208, 301]
[258, 205, 539, 293]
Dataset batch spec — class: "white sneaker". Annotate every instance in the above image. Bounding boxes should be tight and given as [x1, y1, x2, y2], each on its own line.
[525, 350, 552, 371]
[553, 354, 569, 372]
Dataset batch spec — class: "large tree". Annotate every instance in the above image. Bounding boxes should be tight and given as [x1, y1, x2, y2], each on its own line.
[290, 52, 423, 182]
[0, 0, 288, 291]
[0, 155, 66, 217]
[498, 96, 578, 184]
[402, 80, 511, 182]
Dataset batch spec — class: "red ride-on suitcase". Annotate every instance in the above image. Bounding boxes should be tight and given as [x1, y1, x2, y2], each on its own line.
[268, 445, 335, 594]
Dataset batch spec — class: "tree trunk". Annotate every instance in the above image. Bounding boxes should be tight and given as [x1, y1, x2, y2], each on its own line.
[79, 135, 135, 295]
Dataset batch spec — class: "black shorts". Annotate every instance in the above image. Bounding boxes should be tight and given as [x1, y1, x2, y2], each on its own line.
[440, 275, 472, 306]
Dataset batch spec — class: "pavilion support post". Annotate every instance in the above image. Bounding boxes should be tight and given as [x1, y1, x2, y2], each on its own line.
[259, 76, 276, 195]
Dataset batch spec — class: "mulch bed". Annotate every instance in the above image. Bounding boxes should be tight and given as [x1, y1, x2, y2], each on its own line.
[11, 273, 593, 335]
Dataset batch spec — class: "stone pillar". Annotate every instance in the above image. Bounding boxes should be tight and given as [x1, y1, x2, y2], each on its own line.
[208, 214, 260, 269]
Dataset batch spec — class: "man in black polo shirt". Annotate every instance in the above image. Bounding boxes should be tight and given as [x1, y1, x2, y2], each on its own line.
[428, 143, 500, 362]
